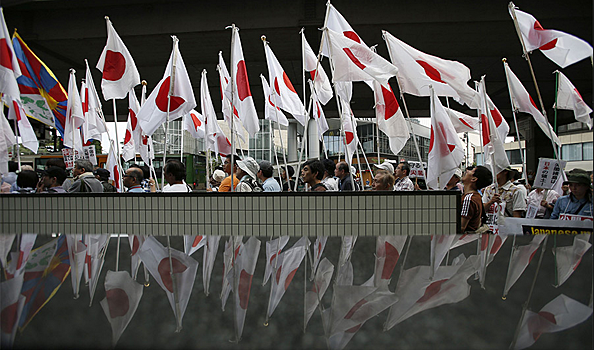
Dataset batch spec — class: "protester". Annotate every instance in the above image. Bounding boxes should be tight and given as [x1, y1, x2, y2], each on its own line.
[321, 159, 339, 191]
[280, 165, 296, 192]
[335, 161, 359, 191]
[123, 167, 145, 193]
[374, 161, 394, 176]
[94, 168, 117, 193]
[36, 166, 67, 193]
[371, 172, 395, 191]
[236, 157, 261, 192]
[512, 169, 530, 196]
[68, 160, 103, 193]
[527, 187, 559, 219]
[12, 170, 38, 193]
[162, 159, 191, 192]
[301, 159, 327, 192]
[482, 166, 526, 217]
[460, 165, 492, 232]
[561, 181, 570, 196]
[130, 164, 151, 192]
[209, 169, 226, 192]
[393, 161, 414, 191]
[550, 169, 593, 219]
[445, 168, 464, 191]
[45, 158, 72, 191]
[258, 160, 281, 192]
[219, 154, 239, 192]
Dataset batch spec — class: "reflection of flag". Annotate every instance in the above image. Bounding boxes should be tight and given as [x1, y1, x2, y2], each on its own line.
[183, 234, 205, 256]
[128, 235, 145, 281]
[0, 234, 16, 269]
[503, 235, 546, 297]
[1, 274, 25, 348]
[305, 258, 333, 329]
[263, 236, 290, 286]
[19, 234, 71, 330]
[233, 237, 260, 342]
[554, 235, 591, 287]
[372, 236, 407, 287]
[202, 235, 220, 297]
[12, 32, 67, 136]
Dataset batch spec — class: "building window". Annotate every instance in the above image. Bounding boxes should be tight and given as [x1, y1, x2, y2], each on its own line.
[562, 143, 583, 161]
[505, 149, 523, 165]
[583, 142, 593, 161]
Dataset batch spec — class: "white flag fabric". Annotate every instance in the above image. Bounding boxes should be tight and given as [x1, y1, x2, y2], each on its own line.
[100, 270, 143, 346]
[122, 109, 136, 161]
[338, 235, 357, 272]
[0, 274, 25, 348]
[554, 235, 591, 287]
[221, 236, 242, 311]
[64, 70, 84, 154]
[514, 294, 593, 349]
[82, 62, 107, 143]
[85, 234, 110, 305]
[554, 71, 592, 129]
[105, 140, 123, 192]
[263, 236, 290, 286]
[128, 235, 145, 281]
[385, 255, 479, 330]
[311, 236, 328, 277]
[184, 110, 205, 140]
[0, 234, 15, 269]
[96, 18, 140, 100]
[510, 6, 593, 68]
[128, 90, 153, 165]
[383, 31, 480, 109]
[138, 237, 198, 331]
[310, 82, 330, 141]
[372, 236, 407, 287]
[9, 98, 38, 153]
[201, 70, 232, 156]
[478, 78, 510, 176]
[224, 27, 260, 137]
[233, 236, 261, 342]
[427, 88, 465, 190]
[202, 235, 220, 296]
[183, 235, 205, 257]
[503, 235, 546, 296]
[0, 8, 22, 100]
[137, 38, 196, 136]
[339, 98, 358, 166]
[218, 51, 245, 141]
[504, 62, 561, 146]
[305, 258, 334, 328]
[267, 237, 309, 318]
[264, 42, 306, 126]
[478, 233, 508, 286]
[445, 107, 478, 133]
[66, 234, 86, 298]
[0, 109, 16, 175]
[373, 80, 409, 155]
[450, 233, 479, 250]
[261, 75, 289, 127]
[5, 233, 36, 280]
[430, 235, 457, 278]
[325, 28, 398, 89]
[302, 32, 332, 105]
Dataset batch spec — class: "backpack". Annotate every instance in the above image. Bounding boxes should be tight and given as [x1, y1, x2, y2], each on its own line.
[243, 178, 263, 192]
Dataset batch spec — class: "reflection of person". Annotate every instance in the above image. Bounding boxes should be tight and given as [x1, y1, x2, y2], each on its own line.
[527, 187, 559, 219]
[550, 169, 593, 219]
[460, 166, 492, 232]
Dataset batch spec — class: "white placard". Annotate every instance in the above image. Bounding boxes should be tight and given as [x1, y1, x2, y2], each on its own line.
[533, 158, 566, 190]
[62, 145, 98, 168]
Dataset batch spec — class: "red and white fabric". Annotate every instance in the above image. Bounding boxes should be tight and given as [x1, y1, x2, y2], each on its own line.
[64, 70, 84, 154]
[383, 31, 480, 109]
[137, 38, 196, 136]
[305, 258, 334, 329]
[184, 110, 206, 140]
[0, 274, 25, 348]
[99, 270, 143, 346]
[122, 108, 136, 161]
[504, 62, 561, 146]
[450, 233, 479, 250]
[66, 234, 86, 298]
[371, 236, 407, 287]
[128, 235, 145, 281]
[201, 70, 232, 157]
[0, 234, 15, 269]
[0, 110, 16, 175]
[430, 235, 457, 278]
[478, 233, 508, 286]
[261, 75, 289, 127]
[554, 234, 591, 287]
[232, 236, 261, 342]
[478, 79, 511, 176]
[183, 234, 205, 257]
[322, 3, 367, 55]
[138, 236, 198, 331]
[105, 140, 123, 192]
[373, 80, 409, 155]
[263, 236, 290, 286]
[514, 294, 593, 349]
[202, 235, 221, 296]
[311, 236, 328, 277]
[220, 236, 242, 311]
[264, 42, 306, 126]
[510, 6, 593, 68]
[5, 233, 36, 280]
[81, 62, 107, 143]
[427, 88, 465, 190]
[96, 18, 140, 100]
[218, 51, 246, 142]
[302, 32, 332, 105]
[0, 8, 22, 100]
[445, 107, 478, 133]
[310, 81, 330, 141]
[85, 234, 110, 305]
[554, 71, 592, 129]
[8, 98, 38, 153]
[339, 98, 358, 167]
[223, 27, 259, 137]
[503, 235, 546, 296]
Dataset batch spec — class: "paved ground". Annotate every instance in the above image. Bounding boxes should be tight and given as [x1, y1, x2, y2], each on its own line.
[14, 234, 593, 349]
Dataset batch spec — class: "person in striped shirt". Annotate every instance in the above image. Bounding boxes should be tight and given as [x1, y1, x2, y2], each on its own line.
[460, 166, 493, 232]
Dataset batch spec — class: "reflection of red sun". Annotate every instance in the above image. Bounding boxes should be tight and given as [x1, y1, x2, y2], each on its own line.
[381, 242, 399, 280]
[106, 288, 130, 318]
[131, 237, 140, 256]
[158, 258, 188, 293]
[102, 50, 126, 81]
[417, 279, 447, 303]
[192, 236, 204, 247]
[238, 269, 253, 310]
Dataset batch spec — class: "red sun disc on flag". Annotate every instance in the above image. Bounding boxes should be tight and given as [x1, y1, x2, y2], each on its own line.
[417, 279, 447, 303]
[238, 269, 253, 310]
[236, 60, 252, 101]
[533, 21, 545, 31]
[343, 31, 361, 44]
[190, 112, 202, 128]
[274, 77, 281, 97]
[381, 242, 400, 280]
[130, 109, 137, 130]
[158, 257, 188, 293]
[345, 131, 355, 144]
[416, 60, 446, 84]
[283, 71, 297, 94]
[343, 48, 366, 70]
[156, 77, 185, 112]
[381, 85, 400, 120]
[106, 288, 130, 318]
[539, 39, 557, 51]
[0, 39, 14, 70]
[124, 129, 132, 144]
[103, 50, 126, 81]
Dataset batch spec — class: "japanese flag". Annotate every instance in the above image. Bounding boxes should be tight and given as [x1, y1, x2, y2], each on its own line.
[122, 108, 136, 161]
[371, 236, 407, 287]
[445, 107, 478, 133]
[503, 235, 546, 297]
[302, 32, 332, 105]
[232, 236, 261, 341]
[311, 81, 330, 142]
[96, 17, 140, 100]
[0, 8, 22, 100]
[183, 235, 205, 256]
[311, 236, 328, 277]
[261, 75, 289, 127]
[66, 234, 86, 298]
[184, 110, 206, 140]
[263, 236, 290, 286]
[554, 234, 591, 287]
[105, 140, 122, 192]
[0, 275, 25, 348]
[554, 71, 592, 129]
[305, 258, 334, 329]
[85, 234, 110, 306]
[339, 97, 358, 167]
[373, 81, 409, 155]
[0, 234, 15, 269]
[82, 61, 107, 143]
[64, 69, 84, 154]
[128, 235, 145, 281]
[100, 270, 143, 346]
[201, 70, 232, 157]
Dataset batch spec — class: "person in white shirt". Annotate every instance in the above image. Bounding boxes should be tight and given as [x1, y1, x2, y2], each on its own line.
[162, 159, 192, 192]
[393, 161, 414, 191]
[321, 159, 339, 191]
[527, 187, 559, 218]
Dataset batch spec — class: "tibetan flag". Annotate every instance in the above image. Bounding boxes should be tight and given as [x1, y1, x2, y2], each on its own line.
[12, 31, 67, 137]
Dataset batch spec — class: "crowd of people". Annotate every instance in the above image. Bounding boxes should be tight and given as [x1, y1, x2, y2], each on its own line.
[1, 156, 592, 232]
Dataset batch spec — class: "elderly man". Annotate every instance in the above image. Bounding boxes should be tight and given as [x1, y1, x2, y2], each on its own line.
[301, 159, 327, 192]
[482, 166, 526, 217]
[258, 160, 281, 192]
[123, 167, 145, 193]
[236, 157, 261, 192]
[68, 160, 103, 193]
[550, 169, 593, 219]
[335, 161, 359, 191]
[372, 172, 395, 191]
[36, 166, 68, 193]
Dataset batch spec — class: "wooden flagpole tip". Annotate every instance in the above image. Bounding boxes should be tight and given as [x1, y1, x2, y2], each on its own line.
[261, 35, 267, 41]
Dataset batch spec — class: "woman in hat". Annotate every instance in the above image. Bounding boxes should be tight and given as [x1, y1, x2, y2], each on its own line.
[550, 169, 593, 219]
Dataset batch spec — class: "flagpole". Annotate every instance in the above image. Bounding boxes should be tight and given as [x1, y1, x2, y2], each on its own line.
[384, 236, 410, 331]
[166, 235, 183, 332]
[509, 3, 559, 160]
[161, 36, 179, 189]
[357, 137, 374, 181]
[502, 59, 527, 181]
[12, 116, 21, 170]
[228, 24, 237, 192]
[180, 115, 185, 163]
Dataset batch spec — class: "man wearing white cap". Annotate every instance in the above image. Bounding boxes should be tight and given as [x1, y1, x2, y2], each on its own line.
[209, 169, 226, 192]
[374, 161, 394, 176]
[236, 157, 262, 192]
[444, 168, 463, 191]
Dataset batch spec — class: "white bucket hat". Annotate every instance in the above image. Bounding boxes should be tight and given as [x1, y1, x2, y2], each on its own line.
[237, 157, 259, 180]
[374, 161, 394, 174]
